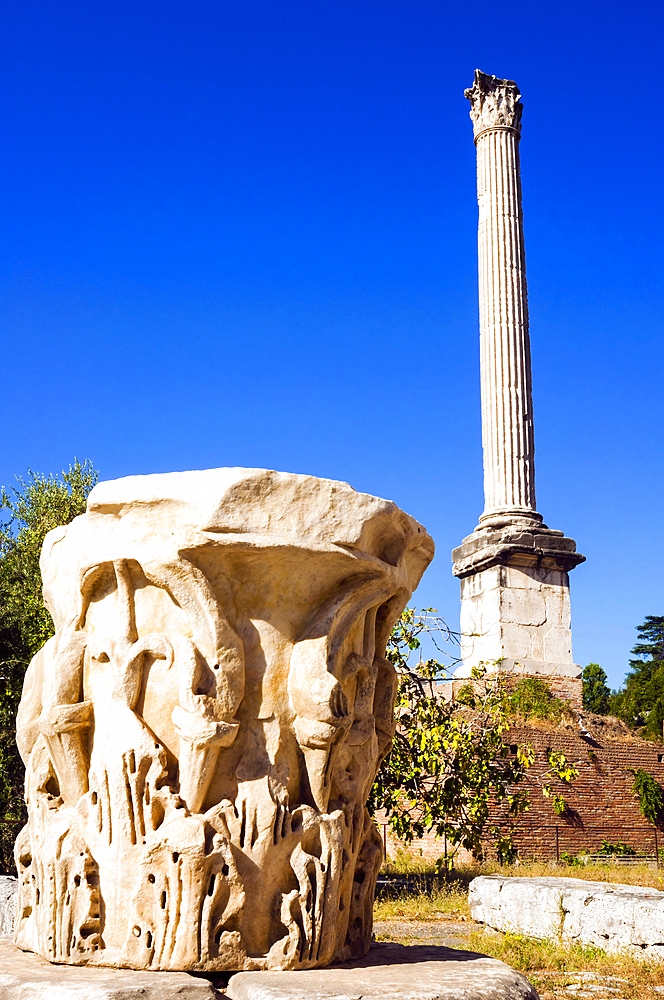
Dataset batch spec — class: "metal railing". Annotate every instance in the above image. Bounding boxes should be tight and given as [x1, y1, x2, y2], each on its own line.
[549, 824, 661, 865]
[380, 821, 663, 866]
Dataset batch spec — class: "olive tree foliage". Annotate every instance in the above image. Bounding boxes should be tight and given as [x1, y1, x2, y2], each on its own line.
[369, 608, 579, 865]
[0, 461, 99, 827]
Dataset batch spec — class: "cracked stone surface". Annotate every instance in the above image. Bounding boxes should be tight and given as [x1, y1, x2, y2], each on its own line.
[0, 938, 223, 998]
[227, 941, 539, 1000]
[470, 875, 664, 959]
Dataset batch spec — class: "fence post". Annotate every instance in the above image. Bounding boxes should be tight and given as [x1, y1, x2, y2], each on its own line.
[655, 827, 659, 869]
[555, 826, 559, 863]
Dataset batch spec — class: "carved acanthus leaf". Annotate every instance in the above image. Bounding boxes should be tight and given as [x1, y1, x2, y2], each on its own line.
[464, 69, 522, 139]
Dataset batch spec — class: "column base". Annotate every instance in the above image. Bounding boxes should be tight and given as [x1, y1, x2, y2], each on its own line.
[451, 518, 585, 698]
[452, 521, 585, 578]
[477, 507, 543, 530]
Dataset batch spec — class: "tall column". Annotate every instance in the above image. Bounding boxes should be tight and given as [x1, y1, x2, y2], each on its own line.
[450, 71, 585, 705]
[466, 70, 539, 527]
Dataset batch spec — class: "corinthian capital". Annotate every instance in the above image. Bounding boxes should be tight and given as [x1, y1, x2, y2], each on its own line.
[464, 69, 522, 141]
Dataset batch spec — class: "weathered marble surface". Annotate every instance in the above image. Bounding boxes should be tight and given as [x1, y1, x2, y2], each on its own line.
[0, 939, 538, 1000]
[227, 942, 539, 1000]
[464, 69, 536, 530]
[470, 875, 664, 959]
[452, 556, 583, 680]
[0, 938, 219, 998]
[14, 468, 433, 972]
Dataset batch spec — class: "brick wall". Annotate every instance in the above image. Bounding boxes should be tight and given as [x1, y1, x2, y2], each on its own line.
[438, 675, 583, 711]
[376, 717, 664, 863]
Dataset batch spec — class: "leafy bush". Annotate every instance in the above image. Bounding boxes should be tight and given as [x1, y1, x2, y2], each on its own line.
[559, 851, 584, 866]
[370, 610, 579, 866]
[508, 677, 572, 723]
[629, 768, 664, 824]
[599, 839, 636, 856]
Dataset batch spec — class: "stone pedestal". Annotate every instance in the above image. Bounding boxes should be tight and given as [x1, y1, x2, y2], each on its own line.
[452, 72, 584, 696]
[0, 881, 538, 999]
[452, 524, 584, 699]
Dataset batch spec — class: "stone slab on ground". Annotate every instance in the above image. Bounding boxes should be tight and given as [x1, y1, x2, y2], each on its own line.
[0, 938, 537, 1000]
[227, 942, 538, 1000]
[0, 939, 222, 999]
[470, 875, 664, 959]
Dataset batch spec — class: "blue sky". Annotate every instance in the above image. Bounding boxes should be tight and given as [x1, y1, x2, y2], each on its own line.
[1, 2, 662, 688]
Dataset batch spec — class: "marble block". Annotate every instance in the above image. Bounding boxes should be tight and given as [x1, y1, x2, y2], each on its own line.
[13, 468, 433, 973]
[0, 938, 219, 998]
[227, 942, 539, 1000]
[470, 874, 664, 960]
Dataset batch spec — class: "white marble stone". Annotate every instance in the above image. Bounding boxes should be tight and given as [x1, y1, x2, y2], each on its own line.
[456, 561, 580, 679]
[0, 880, 16, 939]
[470, 875, 664, 960]
[227, 942, 539, 1000]
[0, 938, 219, 998]
[14, 468, 433, 973]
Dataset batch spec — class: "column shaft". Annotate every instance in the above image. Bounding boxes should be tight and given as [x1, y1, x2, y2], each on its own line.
[464, 70, 540, 528]
[476, 125, 536, 520]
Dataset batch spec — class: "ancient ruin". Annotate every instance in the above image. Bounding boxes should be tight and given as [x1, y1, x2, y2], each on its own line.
[451, 71, 584, 702]
[13, 467, 433, 971]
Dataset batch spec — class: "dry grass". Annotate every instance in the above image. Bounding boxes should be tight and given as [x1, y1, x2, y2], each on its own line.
[382, 850, 664, 891]
[467, 929, 664, 999]
[374, 883, 470, 921]
[382, 848, 440, 875]
[475, 858, 664, 891]
[374, 859, 664, 997]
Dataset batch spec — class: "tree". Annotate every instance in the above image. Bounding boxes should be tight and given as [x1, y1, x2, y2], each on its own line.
[369, 608, 578, 865]
[0, 460, 99, 834]
[613, 616, 664, 740]
[582, 663, 610, 715]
